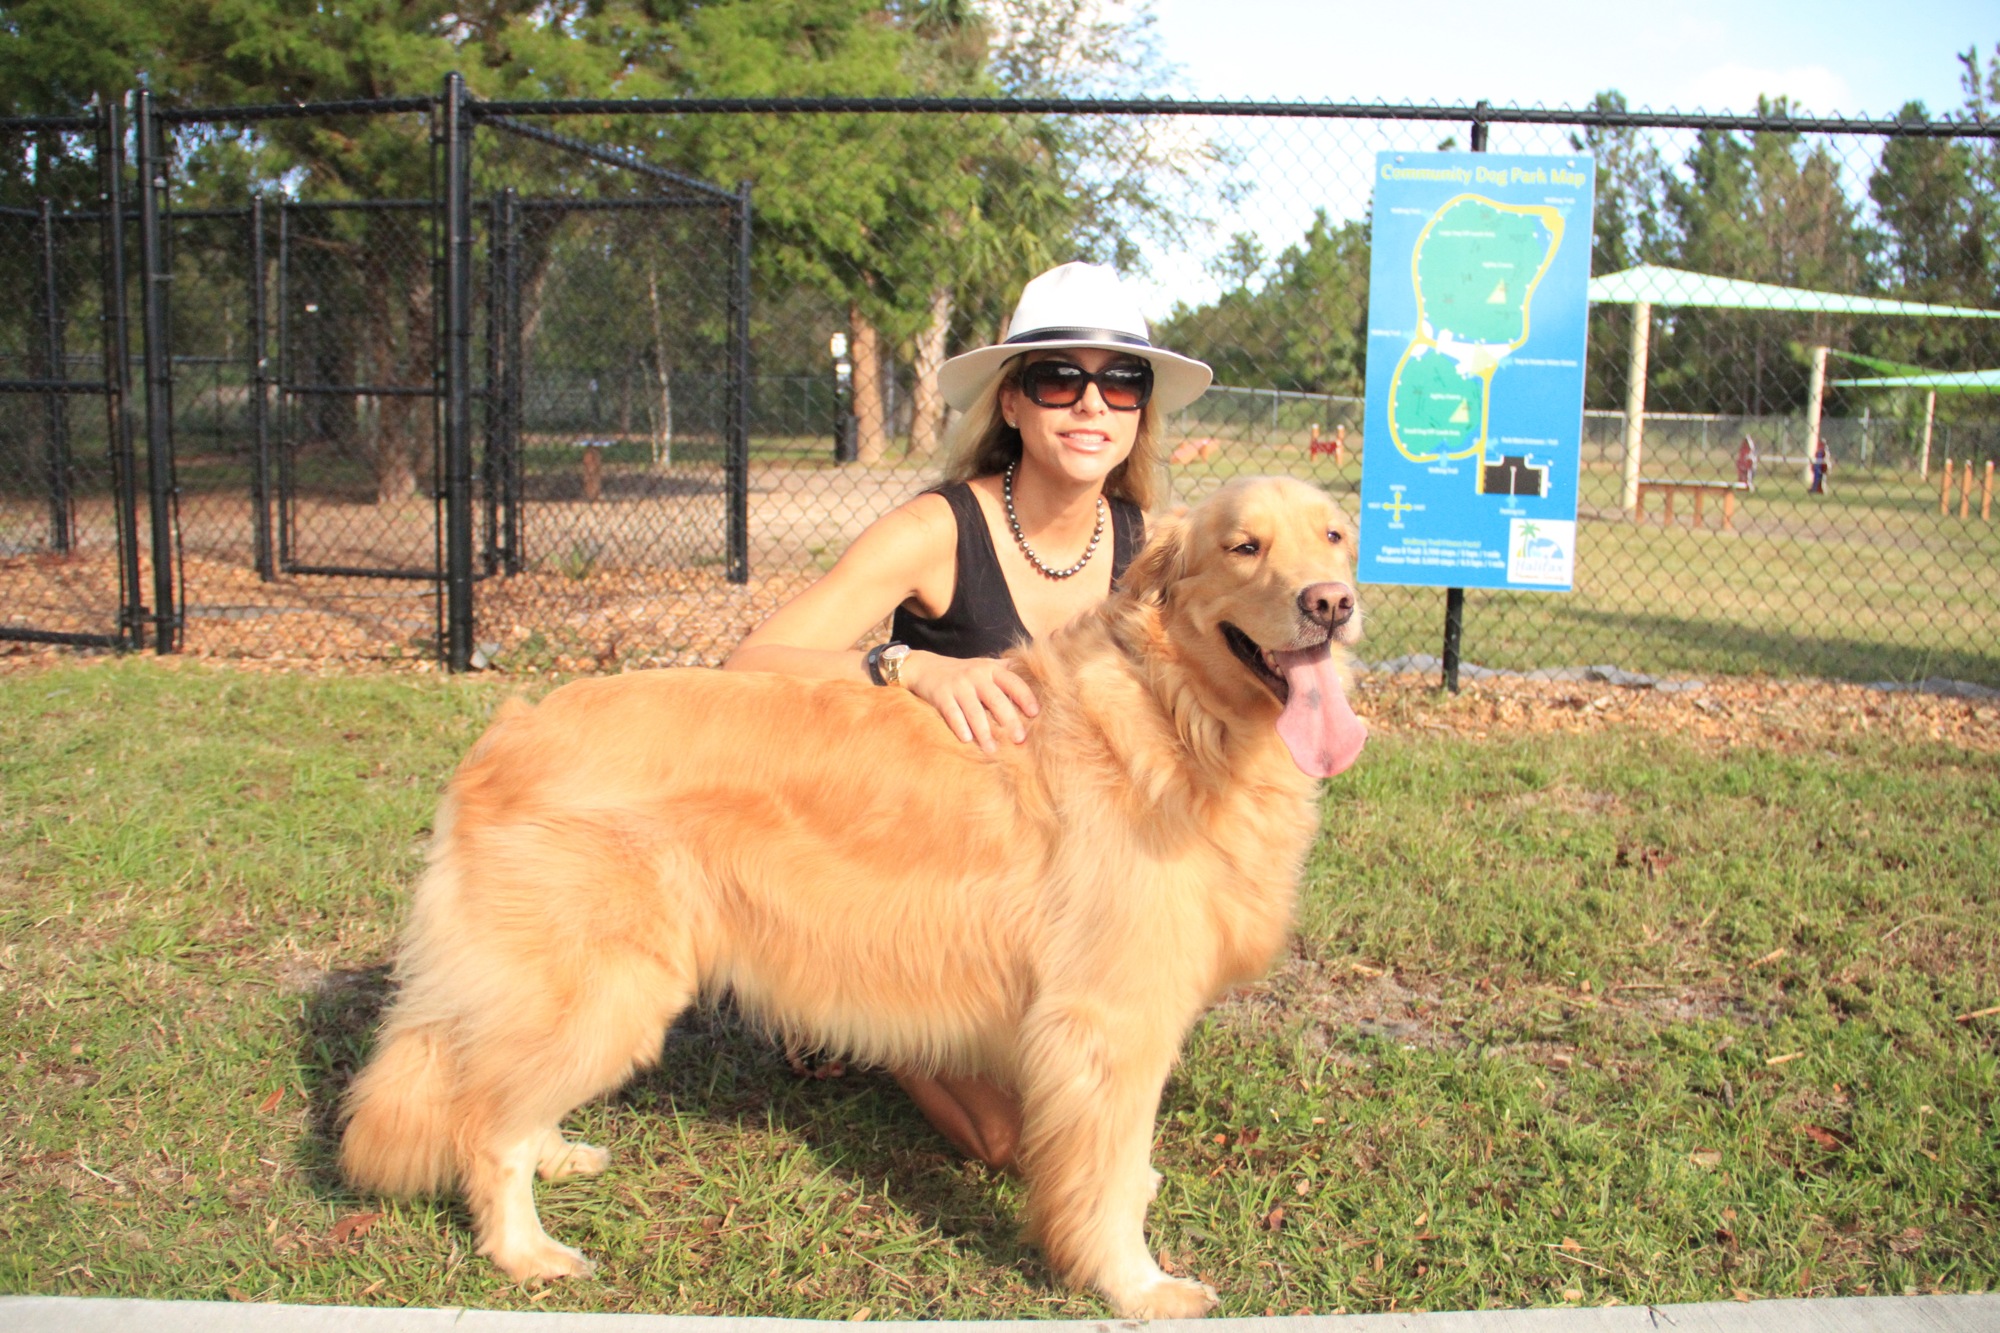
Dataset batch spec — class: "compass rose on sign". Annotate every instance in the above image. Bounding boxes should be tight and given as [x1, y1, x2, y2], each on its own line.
[1381, 488, 1418, 527]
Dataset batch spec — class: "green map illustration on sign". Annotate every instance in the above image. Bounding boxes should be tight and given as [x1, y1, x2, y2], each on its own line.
[1385, 196, 1565, 474]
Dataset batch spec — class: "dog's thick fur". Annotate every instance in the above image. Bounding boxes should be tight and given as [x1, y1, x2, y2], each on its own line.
[339, 476, 1364, 1318]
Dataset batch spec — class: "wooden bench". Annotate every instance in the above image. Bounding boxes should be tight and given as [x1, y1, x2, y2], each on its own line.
[1635, 478, 1746, 530]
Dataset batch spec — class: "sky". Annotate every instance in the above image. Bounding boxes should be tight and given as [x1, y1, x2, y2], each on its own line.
[1121, 1, 1996, 313]
[1145, 0, 1992, 117]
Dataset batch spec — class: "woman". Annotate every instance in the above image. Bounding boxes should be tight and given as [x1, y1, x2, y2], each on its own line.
[724, 262, 1212, 1168]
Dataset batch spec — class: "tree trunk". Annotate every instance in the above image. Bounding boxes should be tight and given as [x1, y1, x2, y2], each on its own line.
[851, 303, 889, 464]
[646, 262, 674, 466]
[362, 231, 433, 505]
[908, 285, 952, 459]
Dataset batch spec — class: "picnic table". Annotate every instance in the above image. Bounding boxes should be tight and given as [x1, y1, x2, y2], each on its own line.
[1635, 478, 1746, 530]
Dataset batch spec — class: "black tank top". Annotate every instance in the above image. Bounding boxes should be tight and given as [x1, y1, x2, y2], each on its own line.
[890, 481, 1144, 659]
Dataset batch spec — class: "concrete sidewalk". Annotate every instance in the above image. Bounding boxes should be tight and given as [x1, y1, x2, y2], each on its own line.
[3, 1295, 1996, 1333]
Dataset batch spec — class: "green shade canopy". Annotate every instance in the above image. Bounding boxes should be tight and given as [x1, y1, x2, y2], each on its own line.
[1588, 264, 2000, 320]
[1832, 367, 2000, 392]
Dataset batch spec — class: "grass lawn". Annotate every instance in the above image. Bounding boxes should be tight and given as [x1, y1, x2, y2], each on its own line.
[1, 659, 1995, 1316]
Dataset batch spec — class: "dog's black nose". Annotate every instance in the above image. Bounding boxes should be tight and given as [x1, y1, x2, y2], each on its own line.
[1299, 581, 1356, 629]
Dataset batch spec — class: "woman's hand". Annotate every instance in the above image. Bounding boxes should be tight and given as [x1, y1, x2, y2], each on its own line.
[902, 650, 1039, 752]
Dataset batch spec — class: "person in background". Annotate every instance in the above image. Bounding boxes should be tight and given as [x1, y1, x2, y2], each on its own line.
[1735, 435, 1757, 490]
[724, 262, 1213, 1168]
[1809, 436, 1832, 495]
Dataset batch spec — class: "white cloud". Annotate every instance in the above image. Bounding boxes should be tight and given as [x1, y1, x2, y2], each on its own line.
[1675, 63, 1856, 114]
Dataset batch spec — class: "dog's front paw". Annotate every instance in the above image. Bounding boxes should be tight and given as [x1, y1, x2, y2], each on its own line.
[1115, 1276, 1219, 1320]
[485, 1235, 597, 1284]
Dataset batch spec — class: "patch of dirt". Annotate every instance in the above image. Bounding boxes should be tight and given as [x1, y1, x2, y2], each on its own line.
[1505, 786, 1623, 816]
[1352, 673, 2000, 754]
[0, 545, 820, 673]
[8, 633, 1997, 762]
[1215, 955, 1772, 1064]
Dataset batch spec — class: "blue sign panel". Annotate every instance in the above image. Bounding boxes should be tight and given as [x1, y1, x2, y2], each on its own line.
[1357, 151, 1595, 591]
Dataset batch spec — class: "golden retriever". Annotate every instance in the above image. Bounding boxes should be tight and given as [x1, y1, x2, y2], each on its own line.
[339, 475, 1367, 1318]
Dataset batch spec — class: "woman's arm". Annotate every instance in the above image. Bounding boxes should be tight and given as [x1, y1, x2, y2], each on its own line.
[723, 497, 1039, 750]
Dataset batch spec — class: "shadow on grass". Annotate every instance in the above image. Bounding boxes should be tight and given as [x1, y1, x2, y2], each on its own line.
[1546, 604, 2000, 686]
[621, 1006, 1032, 1270]
[293, 972, 1030, 1272]
[1356, 590, 2000, 686]
[296, 965, 394, 1193]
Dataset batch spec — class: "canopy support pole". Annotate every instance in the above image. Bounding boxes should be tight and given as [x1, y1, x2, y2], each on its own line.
[1803, 345, 1828, 485]
[1920, 390, 1936, 479]
[1620, 300, 1649, 515]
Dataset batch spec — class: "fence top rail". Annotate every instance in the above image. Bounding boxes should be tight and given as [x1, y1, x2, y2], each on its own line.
[152, 96, 433, 125]
[515, 196, 731, 212]
[0, 113, 100, 131]
[470, 95, 2000, 139]
[27, 90, 1997, 139]
[279, 197, 434, 211]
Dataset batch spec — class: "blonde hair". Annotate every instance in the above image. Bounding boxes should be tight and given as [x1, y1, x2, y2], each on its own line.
[938, 354, 1166, 512]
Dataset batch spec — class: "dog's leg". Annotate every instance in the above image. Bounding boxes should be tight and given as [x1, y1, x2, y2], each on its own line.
[454, 950, 697, 1283]
[536, 1129, 611, 1182]
[1015, 1004, 1217, 1319]
[465, 1127, 597, 1282]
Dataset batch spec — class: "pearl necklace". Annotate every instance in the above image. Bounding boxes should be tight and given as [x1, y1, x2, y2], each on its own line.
[1003, 463, 1105, 580]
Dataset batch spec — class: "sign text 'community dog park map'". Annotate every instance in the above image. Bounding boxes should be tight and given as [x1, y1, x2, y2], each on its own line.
[1357, 152, 1595, 591]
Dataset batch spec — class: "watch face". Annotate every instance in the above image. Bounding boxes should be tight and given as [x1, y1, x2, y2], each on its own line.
[881, 643, 910, 685]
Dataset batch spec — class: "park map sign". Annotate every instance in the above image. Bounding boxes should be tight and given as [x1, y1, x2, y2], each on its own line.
[1357, 151, 1596, 591]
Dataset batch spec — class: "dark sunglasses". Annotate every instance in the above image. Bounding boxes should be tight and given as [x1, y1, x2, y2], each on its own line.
[1016, 358, 1154, 411]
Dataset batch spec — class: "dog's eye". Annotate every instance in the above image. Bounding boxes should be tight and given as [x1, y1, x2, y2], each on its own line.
[1231, 540, 1259, 556]
[1326, 528, 1344, 544]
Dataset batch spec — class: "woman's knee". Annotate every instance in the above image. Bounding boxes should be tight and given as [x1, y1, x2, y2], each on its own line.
[954, 1075, 1022, 1171]
[975, 1113, 1020, 1172]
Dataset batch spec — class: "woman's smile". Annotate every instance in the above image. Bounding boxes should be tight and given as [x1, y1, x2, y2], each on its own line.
[1057, 427, 1113, 453]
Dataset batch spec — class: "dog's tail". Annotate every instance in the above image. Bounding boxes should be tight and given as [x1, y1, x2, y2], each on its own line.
[339, 1014, 457, 1197]
[339, 803, 473, 1199]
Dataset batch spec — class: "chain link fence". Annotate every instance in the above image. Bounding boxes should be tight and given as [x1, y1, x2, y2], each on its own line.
[4, 88, 1997, 686]
[0, 112, 143, 651]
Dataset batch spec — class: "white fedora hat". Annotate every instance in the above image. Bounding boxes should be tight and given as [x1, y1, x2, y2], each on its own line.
[938, 262, 1213, 414]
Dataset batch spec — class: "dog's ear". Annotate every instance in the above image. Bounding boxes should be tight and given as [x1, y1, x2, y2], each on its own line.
[1121, 506, 1190, 605]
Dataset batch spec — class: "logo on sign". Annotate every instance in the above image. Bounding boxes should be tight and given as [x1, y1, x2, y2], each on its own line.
[1507, 518, 1574, 586]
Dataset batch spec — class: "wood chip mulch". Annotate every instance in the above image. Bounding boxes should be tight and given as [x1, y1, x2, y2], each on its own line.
[6, 546, 1995, 754]
[1352, 673, 2000, 754]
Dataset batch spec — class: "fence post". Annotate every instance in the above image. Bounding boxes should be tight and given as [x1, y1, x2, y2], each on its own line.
[726, 179, 753, 585]
[1620, 300, 1650, 513]
[96, 98, 144, 649]
[1439, 106, 1491, 694]
[1802, 345, 1827, 486]
[275, 204, 296, 572]
[1918, 390, 1935, 480]
[482, 190, 503, 577]
[133, 89, 180, 653]
[37, 196, 74, 553]
[249, 196, 275, 580]
[503, 190, 524, 574]
[440, 72, 476, 670]
[480, 189, 525, 578]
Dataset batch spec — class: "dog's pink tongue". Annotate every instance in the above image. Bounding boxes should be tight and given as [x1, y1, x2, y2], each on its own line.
[1272, 647, 1367, 778]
